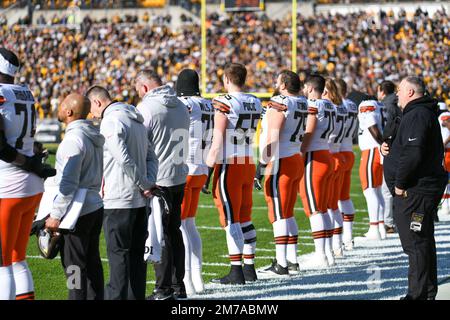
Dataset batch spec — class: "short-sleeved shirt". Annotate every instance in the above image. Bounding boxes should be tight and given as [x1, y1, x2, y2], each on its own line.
[340, 98, 359, 152]
[304, 98, 336, 153]
[358, 100, 385, 151]
[180, 96, 214, 175]
[212, 93, 262, 161]
[0, 83, 44, 198]
[259, 94, 308, 161]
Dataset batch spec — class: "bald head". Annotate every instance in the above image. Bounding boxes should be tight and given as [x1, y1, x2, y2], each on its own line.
[58, 93, 91, 124]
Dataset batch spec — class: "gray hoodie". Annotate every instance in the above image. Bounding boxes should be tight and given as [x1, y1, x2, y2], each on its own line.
[137, 85, 189, 187]
[101, 102, 158, 209]
[51, 120, 105, 220]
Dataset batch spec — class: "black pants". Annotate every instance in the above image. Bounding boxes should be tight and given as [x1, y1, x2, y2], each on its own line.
[153, 183, 186, 295]
[60, 207, 104, 300]
[103, 207, 148, 300]
[393, 191, 440, 300]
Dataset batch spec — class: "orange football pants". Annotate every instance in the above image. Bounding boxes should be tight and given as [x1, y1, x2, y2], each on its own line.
[181, 174, 207, 219]
[213, 158, 255, 228]
[327, 152, 346, 210]
[339, 151, 355, 201]
[264, 154, 304, 224]
[359, 148, 383, 190]
[299, 150, 334, 217]
[0, 193, 42, 267]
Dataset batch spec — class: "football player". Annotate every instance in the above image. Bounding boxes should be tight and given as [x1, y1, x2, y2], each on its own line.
[0, 48, 54, 300]
[335, 79, 358, 250]
[206, 63, 262, 284]
[299, 74, 336, 268]
[438, 111, 450, 216]
[322, 78, 347, 259]
[259, 70, 307, 275]
[176, 69, 214, 295]
[358, 96, 387, 240]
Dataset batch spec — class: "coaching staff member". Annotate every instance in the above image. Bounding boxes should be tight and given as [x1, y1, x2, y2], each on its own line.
[135, 70, 190, 300]
[87, 86, 157, 300]
[382, 76, 447, 300]
[45, 94, 105, 300]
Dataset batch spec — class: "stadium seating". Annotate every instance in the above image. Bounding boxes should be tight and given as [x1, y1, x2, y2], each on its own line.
[0, 7, 448, 118]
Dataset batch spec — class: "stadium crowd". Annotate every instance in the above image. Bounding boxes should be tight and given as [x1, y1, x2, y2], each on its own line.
[0, 7, 448, 117]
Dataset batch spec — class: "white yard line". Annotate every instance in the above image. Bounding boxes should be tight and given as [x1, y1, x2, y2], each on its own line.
[193, 213, 450, 300]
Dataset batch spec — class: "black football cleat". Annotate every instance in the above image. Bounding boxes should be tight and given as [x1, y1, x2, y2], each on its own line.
[263, 260, 289, 276]
[146, 290, 175, 300]
[287, 260, 300, 273]
[211, 265, 245, 285]
[243, 264, 258, 282]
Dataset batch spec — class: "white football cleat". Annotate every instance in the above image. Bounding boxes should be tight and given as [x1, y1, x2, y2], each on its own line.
[325, 251, 335, 266]
[300, 253, 329, 270]
[438, 206, 450, 216]
[191, 269, 205, 294]
[378, 224, 387, 240]
[183, 275, 196, 296]
[364, 226, 381, 240]
[343, 240, 354, 251]
[333, 247, 345, 258]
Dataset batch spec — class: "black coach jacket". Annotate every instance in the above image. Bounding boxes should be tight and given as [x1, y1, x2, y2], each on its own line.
[383, 95, 447, 196]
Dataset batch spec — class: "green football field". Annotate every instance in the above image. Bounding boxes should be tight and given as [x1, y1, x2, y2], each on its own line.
[26, 145, 368, 300]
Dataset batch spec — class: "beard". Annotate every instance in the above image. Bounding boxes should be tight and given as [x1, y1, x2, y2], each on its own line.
[273, 88, 280, 97]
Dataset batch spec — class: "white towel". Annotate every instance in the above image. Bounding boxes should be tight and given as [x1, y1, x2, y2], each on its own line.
[35, 178, 87, 231]
[144, 196, 165, 264]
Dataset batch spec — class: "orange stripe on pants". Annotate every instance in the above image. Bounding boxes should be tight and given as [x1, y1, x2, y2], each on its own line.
[299, 150, 333, 217]
[181, 174, 207, 219]
[327, 152, 346, 210]
[212, 158, 255, 228]
[359, 148, 383, 190]
[445, 149, 450, 172]
[0, 193, 43, 266]
[339, 151, 355, 201]
[264, 154, 304, 224]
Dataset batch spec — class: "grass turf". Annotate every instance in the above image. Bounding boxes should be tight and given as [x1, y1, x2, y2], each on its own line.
[26, 145, 368, 300]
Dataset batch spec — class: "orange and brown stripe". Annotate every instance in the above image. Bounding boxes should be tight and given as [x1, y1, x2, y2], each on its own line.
[287, 236, 298, 244]
[312, 231, 327, 239]
[212, 100, 231, 114]
[274, 236, 289, 245]
[243, 254, 255, 260]
[343, 214, 354, 222]
[268, 101, 287, 112]
[229, 254, 242, 262]
[359, 106, 376, 113]
[16, 292, 35, 300]
[307, 107, 318, 115]
[333, 227, 343, 235]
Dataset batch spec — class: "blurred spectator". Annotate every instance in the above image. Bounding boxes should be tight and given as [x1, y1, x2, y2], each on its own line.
[0, 8, 448, 119]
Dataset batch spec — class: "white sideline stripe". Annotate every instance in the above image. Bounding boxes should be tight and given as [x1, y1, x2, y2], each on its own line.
[197, 216, 450, 300]
[197, 204, 368, 213]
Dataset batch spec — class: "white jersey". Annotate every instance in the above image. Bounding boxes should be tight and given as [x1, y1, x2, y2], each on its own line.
[0, 83, 44, 198]
[438, 112, 450, 148]
[328, 102, 348, 154]
[259, 95, 308, 161]
[357, 100, 385, 151]
[213, 93, 262, 161]
[304, 98, 336, 152]
[180, 96, 214, 175]
[340, 98, 359, 152]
